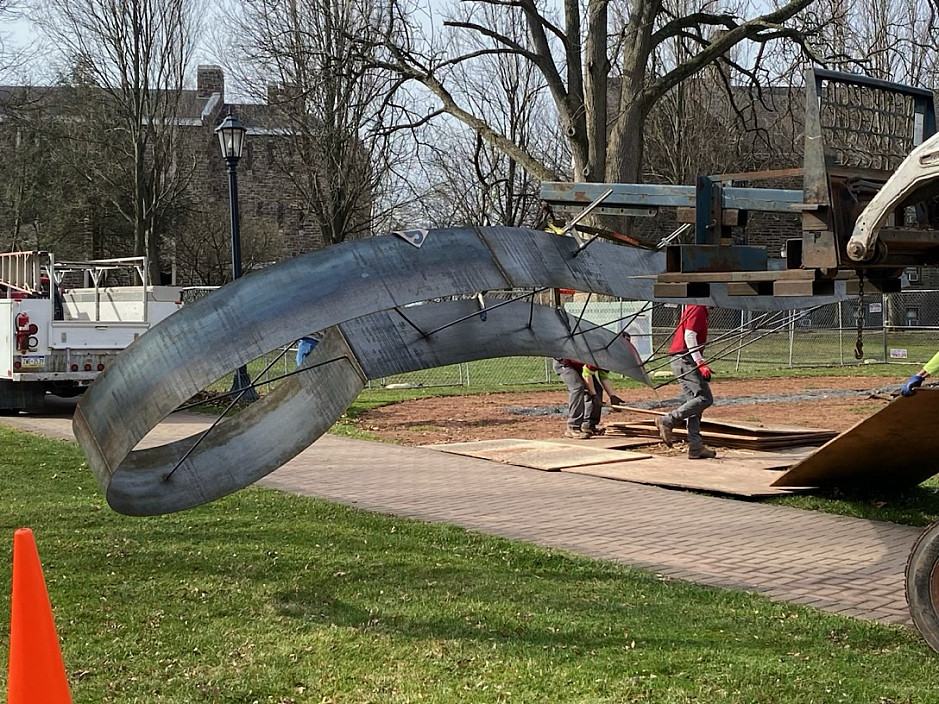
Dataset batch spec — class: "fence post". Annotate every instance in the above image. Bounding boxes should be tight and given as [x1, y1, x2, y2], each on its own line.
[788, 310, 795, 368]
[838, 301, 844, 366]
[882, 293, 888, 363]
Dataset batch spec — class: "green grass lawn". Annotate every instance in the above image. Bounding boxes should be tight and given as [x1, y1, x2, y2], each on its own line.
[2, 427, 939, 702]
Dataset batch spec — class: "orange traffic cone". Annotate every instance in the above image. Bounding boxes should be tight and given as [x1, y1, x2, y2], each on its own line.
[7, 527, 72, 704]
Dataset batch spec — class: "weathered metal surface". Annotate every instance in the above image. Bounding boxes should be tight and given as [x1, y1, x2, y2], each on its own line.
[75, 327, 368, 516]
[906, 520, 939, 653]
[342, 299, 649, 383]
[73, 226, 853, 515]
[75, 272, 650, 515]
[665, 244, 768, 273]
[772, 389, 939, 488]
[802, 67, 832, 217]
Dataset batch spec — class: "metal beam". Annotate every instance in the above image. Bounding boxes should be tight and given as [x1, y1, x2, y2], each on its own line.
[540, 182, 804, 214]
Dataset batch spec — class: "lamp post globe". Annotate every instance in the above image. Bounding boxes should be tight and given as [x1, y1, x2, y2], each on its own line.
[214, 111, 258, 401]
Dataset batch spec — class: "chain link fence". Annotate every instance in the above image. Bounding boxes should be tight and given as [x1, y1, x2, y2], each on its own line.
[192, 287, 939, 393]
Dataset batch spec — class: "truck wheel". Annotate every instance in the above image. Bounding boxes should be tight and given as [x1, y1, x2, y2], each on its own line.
[906, 519, 939, 653]
[0, 380, 46, 414]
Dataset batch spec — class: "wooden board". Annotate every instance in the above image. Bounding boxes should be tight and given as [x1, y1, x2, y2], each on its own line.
[716, 447, 816, 469]
[429, 439, 651, 470]
[609, 407, 836, 437]
[606, 421, 834, 450]
[773, 388, 939, 488]
[564, 456, 800, 497]
[543, 436, 658, 450]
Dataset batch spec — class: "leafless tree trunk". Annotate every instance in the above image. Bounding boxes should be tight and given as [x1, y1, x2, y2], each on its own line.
[33, 0, 197, 280]
[411, 1, 568, 227]
[378, 0, 826, 188]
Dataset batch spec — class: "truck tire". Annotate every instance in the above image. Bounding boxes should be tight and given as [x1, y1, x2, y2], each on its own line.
[0, 380, 47, 414]
[907, 519, 939, 653]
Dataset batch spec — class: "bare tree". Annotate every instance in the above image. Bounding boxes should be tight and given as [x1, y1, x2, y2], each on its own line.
[32, 0, 198, 278]
[171, 203, 285, 286]
[810, 0, 939, 85]
[376, 0, 829, 187]
[414, 2, 569, 227]
[225, 0, 417, 245]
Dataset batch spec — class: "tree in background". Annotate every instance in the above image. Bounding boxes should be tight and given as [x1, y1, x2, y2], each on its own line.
[225, 0, 418, 244]
[808, 0, 939, 85]
[377, 0, 829, 192]
[31, 0, 198, 279]
[411, 1, 569, 228]
[170, 202, 285, 286]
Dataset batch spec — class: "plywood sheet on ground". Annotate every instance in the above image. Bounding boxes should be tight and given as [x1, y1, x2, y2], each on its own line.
[429, 439, 651, 470]
[564, 455, 801, 497]
[773, 389, 939, 488]
[542, 436, 658, 450]
[716, 448, 816, 469]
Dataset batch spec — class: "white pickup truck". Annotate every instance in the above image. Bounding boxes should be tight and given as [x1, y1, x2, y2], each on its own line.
[0, 251, 183, 412]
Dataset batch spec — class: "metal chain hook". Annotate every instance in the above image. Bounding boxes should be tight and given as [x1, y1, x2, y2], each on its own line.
[854, 272, 865, 360]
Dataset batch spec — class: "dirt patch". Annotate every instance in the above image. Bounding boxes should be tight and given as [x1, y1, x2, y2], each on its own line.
[356, 376, 900, 446]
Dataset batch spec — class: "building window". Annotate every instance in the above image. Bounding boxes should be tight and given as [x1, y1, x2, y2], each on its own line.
[906, 308, 920, 327]
[906, 267, 921, 283]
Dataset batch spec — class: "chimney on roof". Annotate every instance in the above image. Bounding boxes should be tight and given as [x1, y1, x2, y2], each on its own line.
[267, 82, 303, 110]
[197, 65, 224, 102]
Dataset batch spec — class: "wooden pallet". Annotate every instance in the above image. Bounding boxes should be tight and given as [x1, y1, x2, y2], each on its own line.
[605, 410, 836, 450]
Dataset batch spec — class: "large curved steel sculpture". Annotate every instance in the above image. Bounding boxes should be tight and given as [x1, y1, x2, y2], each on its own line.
[75, 227, 662, 515]
[74, 226, 852, 516]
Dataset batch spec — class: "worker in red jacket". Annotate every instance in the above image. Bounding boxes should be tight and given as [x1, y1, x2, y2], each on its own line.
[654, 304, 716, 459]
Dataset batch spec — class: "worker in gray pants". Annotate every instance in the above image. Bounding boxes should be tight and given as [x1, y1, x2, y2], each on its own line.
[552, 358, 591, 439]
[655, 305, 716, 459]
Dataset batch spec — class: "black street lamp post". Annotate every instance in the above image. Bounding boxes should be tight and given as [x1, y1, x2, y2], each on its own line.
[215, 112, 258, 401]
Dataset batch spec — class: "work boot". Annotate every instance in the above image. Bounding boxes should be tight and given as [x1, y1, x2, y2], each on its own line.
[654, 416, 674, 448]
[583, 426, 605, 436]
[688, 446, 717, 460]
[564, 426, 591, 440]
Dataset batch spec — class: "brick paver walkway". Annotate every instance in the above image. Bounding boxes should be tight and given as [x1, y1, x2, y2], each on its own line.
[2, 410, 920, 626]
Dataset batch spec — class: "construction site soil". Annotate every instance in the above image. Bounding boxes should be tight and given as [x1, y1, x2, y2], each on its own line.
[356, 375, 901, 447]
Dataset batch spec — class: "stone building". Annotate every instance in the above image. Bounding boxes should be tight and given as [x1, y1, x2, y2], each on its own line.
[0, 65, 371, 285]
[176, 65, 369, 281]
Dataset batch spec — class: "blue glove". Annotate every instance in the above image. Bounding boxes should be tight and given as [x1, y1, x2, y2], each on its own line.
[902, 374, 925, 397]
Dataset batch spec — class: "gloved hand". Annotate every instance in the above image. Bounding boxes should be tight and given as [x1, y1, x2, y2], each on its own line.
[902, 374, 925, 397]
[697, 361, 712, 382]
[609, 394, 624, 406]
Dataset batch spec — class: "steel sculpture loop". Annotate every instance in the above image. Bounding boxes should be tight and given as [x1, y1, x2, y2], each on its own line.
[74, 226, 852, 516]
[74, 227, 661, 515]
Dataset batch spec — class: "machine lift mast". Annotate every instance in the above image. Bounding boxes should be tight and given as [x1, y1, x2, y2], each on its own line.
[540, 67, 939, 300]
